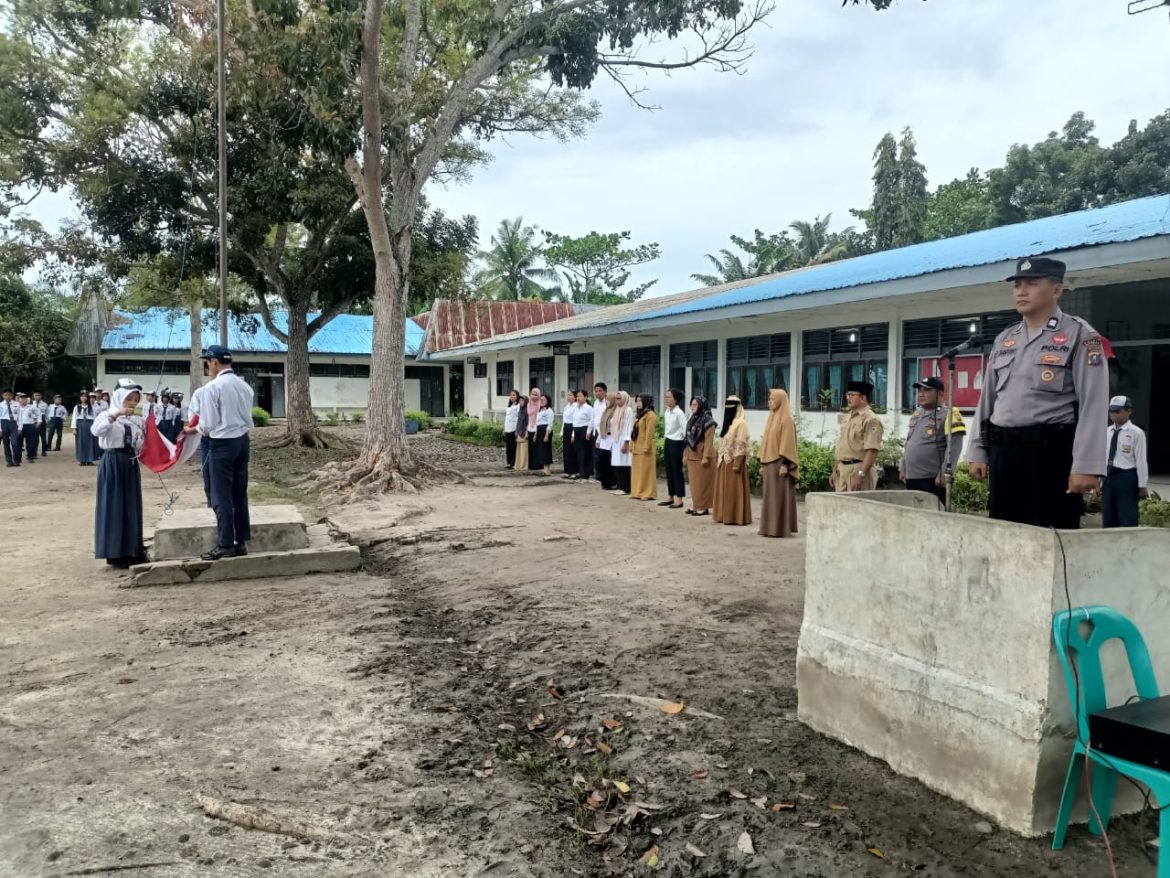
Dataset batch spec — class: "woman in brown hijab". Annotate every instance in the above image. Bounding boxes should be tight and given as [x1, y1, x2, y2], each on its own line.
[713, 395, 752, 526]
[757, 389, 799, 538]
[683, 397, 716, 516]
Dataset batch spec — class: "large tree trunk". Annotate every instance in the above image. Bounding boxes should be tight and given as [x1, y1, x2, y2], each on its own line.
[188, 304, 204, 398]
[283, 304, 325, 447]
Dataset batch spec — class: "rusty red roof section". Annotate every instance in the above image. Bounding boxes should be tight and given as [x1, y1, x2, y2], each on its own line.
[419, 300, 589, 355]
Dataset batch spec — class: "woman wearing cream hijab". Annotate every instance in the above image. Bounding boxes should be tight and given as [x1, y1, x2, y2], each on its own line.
[713, 394, 752, 526]
[757, 388, 799, 538]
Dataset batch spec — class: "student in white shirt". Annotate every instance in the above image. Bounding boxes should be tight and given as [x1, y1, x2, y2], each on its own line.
[184, 346, 254, 559]
[16, 392, 41, 463]
[560, 389, 579, 479]
[1102, 395, 1149, 528]
[535, 393, 555, 476]
[503, 389, 521, 470]
[91, 378, 147, 569]
[570, 389, 594, 480]
[1, 388, 19, 467]
[72, 390, 98, 466]
[44, 394, 67, 453]
[609, 390, 635, 495]
[595, 391, 617, 489]
[524, 387, 541, 473]
[588, 382, 608, 482]
[31, 392, 49, 454]
[659, 387, 688, 509]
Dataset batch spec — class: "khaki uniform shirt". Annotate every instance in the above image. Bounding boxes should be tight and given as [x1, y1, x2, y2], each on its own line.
[835, 405, 884, 462]
[967, 308, 1109, 475]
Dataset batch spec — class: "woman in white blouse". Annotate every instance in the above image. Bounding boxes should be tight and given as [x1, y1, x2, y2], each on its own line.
[570, 389, 594, 480]
[72, 390, 98, 467]
[90, 378, 147, 569]
[659, 387, 688, 509]
[503, 389, 521, 470]
[560, 389, 578, 479]
[535, 393, 555, 476]
[608, 390, 635, 495]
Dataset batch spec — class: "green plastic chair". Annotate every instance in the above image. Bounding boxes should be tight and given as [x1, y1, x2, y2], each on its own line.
[1051, 605, 1169, 876]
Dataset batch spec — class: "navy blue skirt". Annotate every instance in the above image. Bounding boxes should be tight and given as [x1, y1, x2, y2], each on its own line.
[75, 419, 97, 463]
[95, 450, 143, 560]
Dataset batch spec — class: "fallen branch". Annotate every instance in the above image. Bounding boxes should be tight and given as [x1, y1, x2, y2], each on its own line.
[64, 864, 179, 876]
[193, 793, 355, 844]
[596, 693, 724, 720]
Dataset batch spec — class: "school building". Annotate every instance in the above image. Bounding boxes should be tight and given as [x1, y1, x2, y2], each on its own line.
[424, 194, 1170, 473]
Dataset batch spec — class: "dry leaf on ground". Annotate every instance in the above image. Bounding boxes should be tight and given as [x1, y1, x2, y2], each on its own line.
[699, 813, 721, 820]
[728, 789, 748, 799]
[595, 740, 613, 756]
[802, 821, 822, 828]
[751, 796, 767, 810]
[639, 844, 660, 867]
[602, 717, 623, 730]
[586, 790, 606, 810]
[868, 847, 885, 859]
[686, 842, 707, 858]
[771, 803, 795, 812]
[612, 780, 631, 794]
[660, 701, 685, 715]
[737, 832, 755, 855]
[691, 768, 709, 780]
[829, 804, 849, 811]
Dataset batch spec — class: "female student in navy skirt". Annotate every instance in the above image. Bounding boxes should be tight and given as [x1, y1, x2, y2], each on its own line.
[90, 379, 147, 569]
[72, 390, 98, 466]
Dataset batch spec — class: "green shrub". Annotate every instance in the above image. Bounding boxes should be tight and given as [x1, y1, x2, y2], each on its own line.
[474, 420, 504, 445]
[949, 462, 989, 513]
[876, 437, 905, 470]
[1140, 498, 1170, 528]
[350, 411, 364, 424]
[324, 411, 339, 427]
[445, 414, 479, 437]
[405, 409, 432, 431]
[796, 439, 835, 494]
[251, 406, 271, 427]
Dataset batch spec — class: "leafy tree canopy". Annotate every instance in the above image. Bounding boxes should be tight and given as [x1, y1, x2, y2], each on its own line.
[542, 230, 660, 304]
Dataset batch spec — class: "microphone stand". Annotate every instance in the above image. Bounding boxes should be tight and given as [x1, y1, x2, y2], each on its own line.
[942, 334, 981, 513]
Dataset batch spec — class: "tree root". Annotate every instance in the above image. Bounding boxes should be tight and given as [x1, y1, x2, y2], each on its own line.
[254, 425, 331, 450]
[193, 793, 356, 844]
[313, 451, 469, 500]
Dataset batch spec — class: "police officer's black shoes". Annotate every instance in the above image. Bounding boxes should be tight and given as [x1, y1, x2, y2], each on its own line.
[201, 545, 236, 561]
[234, 544, 248, 557]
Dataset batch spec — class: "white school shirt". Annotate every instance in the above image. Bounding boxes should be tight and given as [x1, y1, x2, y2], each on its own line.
[33, 400, 48, 419]
[663, 406, 686, 441]
[17, 404, 40, 426]
[94, 400, 110, 413]
[197, 369, 254, 439]
[47, 404, 67, 419]
[165, 404, 179, 421]
[536, 407, 554, 428]
[589, 398, 607, 439]
[610, 408, 635, 467]
[91, 410, 145, 452]
[0, 401, 17, 421]
[71, 405, 94, 427]
[503, 402, 520, 433]
[561, 402, 577, 427]
[1106, 421, 1148, 488]
[571, 402, 593, 429]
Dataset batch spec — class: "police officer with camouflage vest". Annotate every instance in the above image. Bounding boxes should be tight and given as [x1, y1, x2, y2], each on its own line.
[967, 256, 1109, 529]
[898, 376, 965, 505]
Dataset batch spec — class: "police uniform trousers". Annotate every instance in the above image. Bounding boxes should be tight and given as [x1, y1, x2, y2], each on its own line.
[906, 477, 945, 505]
[987, 423, 1081, 529]
[95, 444, 144, 563]
[199, 436, 212, 506]
[207, 434, 251, 548]
[834, 461, 876, 492]
[1, 420, 16, 465]
[1102, 468, 1140, 529]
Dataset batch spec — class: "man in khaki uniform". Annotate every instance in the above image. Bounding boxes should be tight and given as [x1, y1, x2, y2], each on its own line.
[831, 380, 884, 492]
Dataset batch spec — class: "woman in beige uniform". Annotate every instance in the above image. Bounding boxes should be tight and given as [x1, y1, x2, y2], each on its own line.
[713, 395, 752, 526]
[683, 397, 716, 517]
[757, 388, 799, 538]
[629, 394, 658, 500]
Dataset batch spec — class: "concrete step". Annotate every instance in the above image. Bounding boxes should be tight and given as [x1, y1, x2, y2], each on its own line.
[152, 504, 309, 560]
[125, 544, 361, 587]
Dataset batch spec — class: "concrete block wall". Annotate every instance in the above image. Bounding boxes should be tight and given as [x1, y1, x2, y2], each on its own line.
[797, 492, 1170, 836]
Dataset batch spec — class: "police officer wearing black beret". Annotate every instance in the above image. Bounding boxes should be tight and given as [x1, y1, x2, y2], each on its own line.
[967, 256, 1109, 528]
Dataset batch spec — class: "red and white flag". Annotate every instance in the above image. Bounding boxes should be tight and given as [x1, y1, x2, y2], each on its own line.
[139, 414, 201, 474]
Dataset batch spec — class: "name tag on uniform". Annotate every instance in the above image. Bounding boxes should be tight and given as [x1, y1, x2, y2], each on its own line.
[1121, 444, 1133, 454]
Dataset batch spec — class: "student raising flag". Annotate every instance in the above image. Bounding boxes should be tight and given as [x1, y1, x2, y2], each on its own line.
[138, 411, 201, 474]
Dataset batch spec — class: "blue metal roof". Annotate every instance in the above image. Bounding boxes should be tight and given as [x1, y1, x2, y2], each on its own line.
[639, 194, 1170, 322]
[102, 308, 424, 357]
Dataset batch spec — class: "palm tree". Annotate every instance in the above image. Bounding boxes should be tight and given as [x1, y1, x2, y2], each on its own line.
[474, 218, 559, 300]
[691, 249, 755, 286]
[789, 214, 855, 266]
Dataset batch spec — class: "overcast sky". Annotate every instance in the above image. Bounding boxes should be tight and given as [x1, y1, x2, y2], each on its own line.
[427, 0, 1170, 296]
[25, 0, 1170, 298]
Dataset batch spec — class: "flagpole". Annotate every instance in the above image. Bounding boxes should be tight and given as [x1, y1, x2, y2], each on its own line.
[216, 0, 229, 347]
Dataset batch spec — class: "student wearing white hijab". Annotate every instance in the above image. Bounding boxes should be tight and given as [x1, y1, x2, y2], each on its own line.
[90, 378, 147, 568]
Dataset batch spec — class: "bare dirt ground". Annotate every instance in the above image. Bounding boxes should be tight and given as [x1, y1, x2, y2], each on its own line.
[0, 428, 1157, 877]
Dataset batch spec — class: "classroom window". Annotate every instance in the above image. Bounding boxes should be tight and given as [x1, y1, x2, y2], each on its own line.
[800, 324, 888, 410]
[669, 340, 718, 404]
[618, 346, 661, 400]
[103, 359, 190, 375]
[472, 362, 487, 379]
[495, 360, 514, 397]
[566, 353, 594, 395]
[725, 333, 791, 410]
[528, 356, 555, 395]
[309, 362, 371, 378]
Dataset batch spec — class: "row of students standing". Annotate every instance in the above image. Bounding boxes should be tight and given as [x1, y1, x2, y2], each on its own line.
[1, 389, 71, 466]
[503, 388, 557, 475]
[502, 384, 801, 539]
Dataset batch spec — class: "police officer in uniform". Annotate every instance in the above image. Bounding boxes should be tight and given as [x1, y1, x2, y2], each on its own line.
[967, 256, 1108, 528]
[1101, 395, 1148, 528]
[898, 376, 966, 504]
[830, 380, 884, 492]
